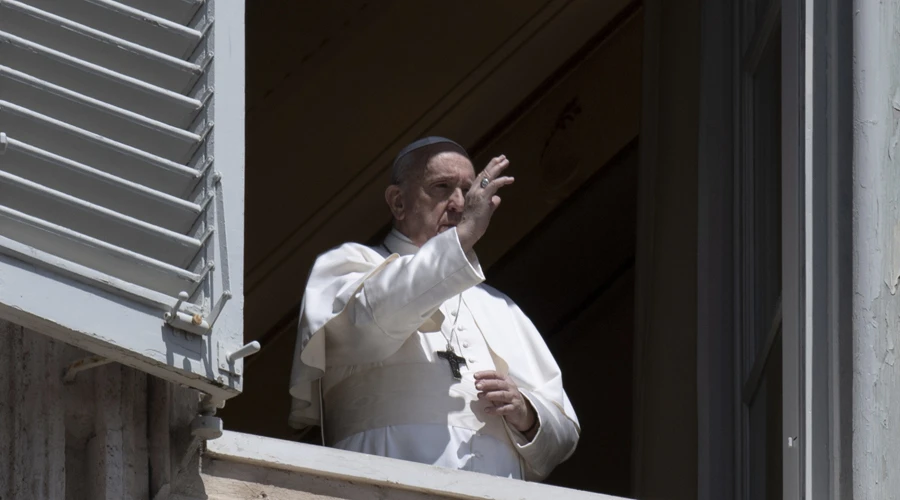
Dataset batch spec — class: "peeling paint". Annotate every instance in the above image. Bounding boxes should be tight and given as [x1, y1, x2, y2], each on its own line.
[891, 222, 900, 294]
[853, 2, 900, 497]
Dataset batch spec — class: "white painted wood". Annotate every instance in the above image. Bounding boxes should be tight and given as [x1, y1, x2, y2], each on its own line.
[0, 210, 203, 296]
[206, 431, 632, 500]
[0, 31, 204, 127]
[0, 0, 203, 93]
[115, 0, 205, 26]
[0, 101, 200, 193]
[0, 0, 245, 399]
[0, 170, 202, 266]
[21, 0, 203, 58]
[0, 233, 201, 312]
[0, 65, 202, 159]
[851, 1, 900, 498]
[1, 137, 202, 233]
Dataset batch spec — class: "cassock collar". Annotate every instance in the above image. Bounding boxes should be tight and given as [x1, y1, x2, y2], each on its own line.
[382, 228, 420, 256]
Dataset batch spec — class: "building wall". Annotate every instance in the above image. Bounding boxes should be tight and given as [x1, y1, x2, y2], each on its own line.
[0, 321, 455, 500]
[852, 0, 900, 497]
[0, 320, 200, 500]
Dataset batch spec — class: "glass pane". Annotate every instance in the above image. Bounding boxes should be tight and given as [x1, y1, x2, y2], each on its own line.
[755, 0, 773, 32]
[748, 334, 783, 500]
[752, 28, 782, 357]
[741, 0, 772, 51]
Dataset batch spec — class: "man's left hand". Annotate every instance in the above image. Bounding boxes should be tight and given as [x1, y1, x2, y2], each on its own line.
[474, 371, 538, 438]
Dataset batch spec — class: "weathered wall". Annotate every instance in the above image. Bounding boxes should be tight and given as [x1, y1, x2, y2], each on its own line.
[0, 320, 200, 500]
[0, 322, 466, 500]
[852, 0, 900, 497]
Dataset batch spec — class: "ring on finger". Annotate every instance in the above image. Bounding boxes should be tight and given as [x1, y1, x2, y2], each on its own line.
[480, 176, 490, 188]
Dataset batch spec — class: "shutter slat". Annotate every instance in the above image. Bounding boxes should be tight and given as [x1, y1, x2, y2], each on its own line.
[20, 0, 203, 59]
[0, 233, 202, 313]
[0, 136, 201, 233]
[0, 205, 201, 296]
[0, 0, 204, 94]
[0, 0, 212, 305]
[114, 0, 205, 26]
[0, 169, 203, 267]
[0, 66, 202, 161]
[0, 0, 245, 397]
[0, 101, 200, 196]
[0, 32, 203, 127]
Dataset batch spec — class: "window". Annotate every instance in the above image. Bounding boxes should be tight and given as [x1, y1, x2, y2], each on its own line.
[736, 1, 783, 498]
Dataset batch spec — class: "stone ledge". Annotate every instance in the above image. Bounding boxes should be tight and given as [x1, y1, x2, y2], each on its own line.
[202, 431, 629, 500]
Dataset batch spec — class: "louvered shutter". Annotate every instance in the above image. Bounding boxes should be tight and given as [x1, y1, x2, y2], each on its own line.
[0, 0, 246, 401]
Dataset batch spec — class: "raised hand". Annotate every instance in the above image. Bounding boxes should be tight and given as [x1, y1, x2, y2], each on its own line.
[457, 155, 515, 253]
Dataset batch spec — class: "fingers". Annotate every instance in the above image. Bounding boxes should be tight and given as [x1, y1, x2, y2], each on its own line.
[481, 155, 510, 181]
[478, 390, 516, 403]
[473, 370, 502, 380]
[475, 378, 509, 392]
[484, 404, 516, 415]
[484, 176, 515, 196]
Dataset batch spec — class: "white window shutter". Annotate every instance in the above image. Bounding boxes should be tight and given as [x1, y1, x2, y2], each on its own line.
[0, 0, 246, 401]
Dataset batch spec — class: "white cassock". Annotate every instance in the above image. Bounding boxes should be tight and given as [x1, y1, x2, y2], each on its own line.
[289, 227, 580, 480]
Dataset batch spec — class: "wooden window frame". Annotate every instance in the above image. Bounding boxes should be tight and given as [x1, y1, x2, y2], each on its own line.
[697, 0, 850, 498]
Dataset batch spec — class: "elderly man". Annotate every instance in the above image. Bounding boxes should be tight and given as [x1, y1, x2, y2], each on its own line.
[289, 137, 580, 480]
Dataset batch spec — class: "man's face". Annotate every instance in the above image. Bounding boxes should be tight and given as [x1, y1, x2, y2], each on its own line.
[393, 151, 476, 247]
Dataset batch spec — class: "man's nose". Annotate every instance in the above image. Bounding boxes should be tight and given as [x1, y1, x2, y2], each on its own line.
[448, 188, 465, 211]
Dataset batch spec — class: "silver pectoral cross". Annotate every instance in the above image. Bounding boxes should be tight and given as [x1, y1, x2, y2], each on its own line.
[436, 344, 467, 380]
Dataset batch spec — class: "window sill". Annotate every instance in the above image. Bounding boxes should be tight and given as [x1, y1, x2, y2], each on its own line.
[204, 431, 630, 500]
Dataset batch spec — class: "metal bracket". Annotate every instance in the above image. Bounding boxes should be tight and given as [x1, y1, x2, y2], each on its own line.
[218, 340, 260, 376]
[163, 286, 231, 336]
[63, 354, 113, 383]
[191, 393, 224, 440]
[164, 291, 209, 335]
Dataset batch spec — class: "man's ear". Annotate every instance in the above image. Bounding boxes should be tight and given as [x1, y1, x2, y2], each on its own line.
[385, 184, 405, 221]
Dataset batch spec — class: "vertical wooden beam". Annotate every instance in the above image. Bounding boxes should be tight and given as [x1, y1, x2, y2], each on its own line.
[634, 0, 701, 498]
[696, 0, 736, 497]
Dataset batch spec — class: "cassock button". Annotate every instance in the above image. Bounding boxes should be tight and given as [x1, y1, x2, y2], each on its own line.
[468, 358, 476, 364]
[462, 341, 470, 348]
[458, 325, 466, 331]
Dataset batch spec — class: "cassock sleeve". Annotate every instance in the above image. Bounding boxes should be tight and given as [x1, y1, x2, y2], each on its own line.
[503, 390, 580, 481]
[491, 298, 581, 481]
[305, 227, 485, 367]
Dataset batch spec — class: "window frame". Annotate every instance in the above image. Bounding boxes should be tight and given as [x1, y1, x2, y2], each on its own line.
[698, 0, 846, 498]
